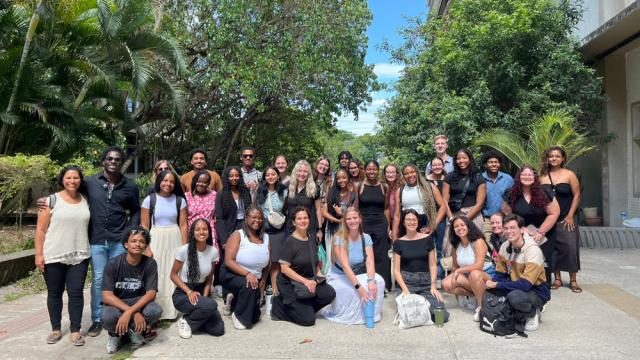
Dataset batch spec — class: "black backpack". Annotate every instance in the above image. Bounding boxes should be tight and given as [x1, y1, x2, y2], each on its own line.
[149, 193, 183, 229]
[479, 292, 527, 338]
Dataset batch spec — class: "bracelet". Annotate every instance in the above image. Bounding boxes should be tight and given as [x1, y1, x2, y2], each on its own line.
[536, 229, 545, 236]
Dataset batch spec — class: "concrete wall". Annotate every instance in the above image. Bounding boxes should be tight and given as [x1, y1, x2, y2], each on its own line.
[575, 0, 639, 39]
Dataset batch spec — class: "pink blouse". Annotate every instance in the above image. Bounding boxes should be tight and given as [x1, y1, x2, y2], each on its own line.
[185, 191, 218, 247]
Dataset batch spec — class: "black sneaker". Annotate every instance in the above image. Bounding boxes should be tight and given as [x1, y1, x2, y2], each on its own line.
[87, 322, 103, 337]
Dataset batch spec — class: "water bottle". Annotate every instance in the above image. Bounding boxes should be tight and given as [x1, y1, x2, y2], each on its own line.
[621, 211, 628, 224]
[434, 304, 445, 327]
[364, 299, 375, 328]
[265, 287, 273, 315]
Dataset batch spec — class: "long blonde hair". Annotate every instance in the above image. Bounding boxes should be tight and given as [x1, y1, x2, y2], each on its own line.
[333, 207, 364, 263]
[402, 164, 437, 230]
[288, 160, 317, 199]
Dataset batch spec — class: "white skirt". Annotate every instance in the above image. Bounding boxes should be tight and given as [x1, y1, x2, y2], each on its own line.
[149, 224, 182, 320]
[319, 268, 385, 325]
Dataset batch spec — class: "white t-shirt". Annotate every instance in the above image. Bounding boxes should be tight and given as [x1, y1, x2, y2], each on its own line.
[142, 194, 187, 226]
[235, 230, 270, 279]
[175, 244, 219, 284]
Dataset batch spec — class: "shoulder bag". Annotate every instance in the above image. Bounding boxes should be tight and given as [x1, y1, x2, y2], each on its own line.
[447, 175, 471, 212]
[334, 235, 368, 275]
[292, 237, 318, 299]
[266, 192, 286, 229]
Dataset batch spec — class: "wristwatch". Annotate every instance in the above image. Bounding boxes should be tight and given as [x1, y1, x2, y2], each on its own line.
[354, 283, 361, 290]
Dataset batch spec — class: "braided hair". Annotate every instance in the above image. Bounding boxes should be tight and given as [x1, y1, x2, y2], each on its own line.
[186, 218, 212, 286]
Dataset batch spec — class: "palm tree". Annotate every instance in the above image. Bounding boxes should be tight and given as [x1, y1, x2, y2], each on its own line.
[473, 110, 597, 168]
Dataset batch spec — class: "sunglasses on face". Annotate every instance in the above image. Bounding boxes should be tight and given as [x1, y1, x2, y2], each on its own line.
[157, 167, 169, 172]
[242, 154, 254, 158]
[105, 156, 122, 163]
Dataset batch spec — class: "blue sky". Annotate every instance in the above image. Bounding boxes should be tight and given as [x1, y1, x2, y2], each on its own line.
[335, 1, 428, 135]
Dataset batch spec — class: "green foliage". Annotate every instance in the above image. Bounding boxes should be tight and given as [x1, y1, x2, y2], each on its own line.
[0, 154, 57, 201]
[3, 268, 47, 302]
[474, 110, 597, 168]
[378, 0, 604, 167]
[321, 130, 384, 164]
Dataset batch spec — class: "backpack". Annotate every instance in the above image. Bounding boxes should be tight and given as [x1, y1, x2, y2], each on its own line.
[479, 292, 526, 337]
[149, 193, 183, 229]
[393, 293, 433, 329]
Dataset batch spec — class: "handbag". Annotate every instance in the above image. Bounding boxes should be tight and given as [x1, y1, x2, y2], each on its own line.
[266, 193, 285, 229]
[334, 235, 368, 275]
[447, 176, 471, 212]
[292, 236, 318, 299]
[393, 293, 433, 329]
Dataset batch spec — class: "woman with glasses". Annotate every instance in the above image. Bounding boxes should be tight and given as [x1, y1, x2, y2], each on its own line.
[141, 169, 188, 319]
[35, 166, 91, 346]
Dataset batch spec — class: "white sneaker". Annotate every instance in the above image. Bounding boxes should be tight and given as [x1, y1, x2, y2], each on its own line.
[215, 285, 223, 298]
[223, 293, 233, 316]
[457, 296, 468, 308]
[467, 297, 478, 310]
[525, 312, 539, 332]
[231, 312, 247, 330]
[106, 334, 120, 354]
[473, 306, 481, 322]
[178, 316, 192, 339]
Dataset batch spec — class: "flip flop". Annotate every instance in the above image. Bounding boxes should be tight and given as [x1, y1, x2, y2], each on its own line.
[570, 281, 582, 293]
[550, 279, 563, 290]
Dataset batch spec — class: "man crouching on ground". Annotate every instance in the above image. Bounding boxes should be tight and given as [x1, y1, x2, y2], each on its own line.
[102, 226, 162, 354]
[483, 214, 550, 331]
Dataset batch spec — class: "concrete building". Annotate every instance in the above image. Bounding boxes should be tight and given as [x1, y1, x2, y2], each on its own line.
[428, 0, 640, 226]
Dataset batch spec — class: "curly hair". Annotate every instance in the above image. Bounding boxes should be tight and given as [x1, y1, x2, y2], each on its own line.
[540, 146, 567, 175]
[450, 148, 480, 181]
[448, 216, 485, 249]
[56, 165, 84, 189]
[509, 165, 550, 209]
[220, 166, 252, 218]
[186, 219, 213, 286]
[190, 170, 211, 195]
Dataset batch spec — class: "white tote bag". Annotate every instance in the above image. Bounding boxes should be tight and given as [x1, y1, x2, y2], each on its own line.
[393, 293, 433, 329]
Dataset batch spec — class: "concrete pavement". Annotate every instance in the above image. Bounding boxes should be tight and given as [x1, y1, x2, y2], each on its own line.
[1, 249, 640, 359]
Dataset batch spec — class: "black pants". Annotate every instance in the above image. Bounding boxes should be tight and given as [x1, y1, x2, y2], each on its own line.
[489, 289, 544, 317]
[220, 267, 262, 328]
[271, 277, 336, 327]
[172, 285, 224, 336]
[401, 270, 450, 323]
[43, 259, 89, 332]
[103, 297, 162, 336]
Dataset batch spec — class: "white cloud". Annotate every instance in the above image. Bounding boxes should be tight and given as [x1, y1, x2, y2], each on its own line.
[370, 98, 387, 107]
[373, 63, 404, 78]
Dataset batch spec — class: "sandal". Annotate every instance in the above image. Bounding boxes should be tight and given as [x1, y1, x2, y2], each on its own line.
[69, 332, 85, 346]
[570, 281, 583, 293]
[47, 330, 62, 344]
[550, 279, 563, 290]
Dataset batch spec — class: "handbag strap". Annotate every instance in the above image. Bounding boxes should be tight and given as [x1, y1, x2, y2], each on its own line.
[306, 235, 317, 281]
[267, 191, 275, 213]
[456, 175, 471, 204]
[547, 173, 556, 196]
[334, 234, 367, 273]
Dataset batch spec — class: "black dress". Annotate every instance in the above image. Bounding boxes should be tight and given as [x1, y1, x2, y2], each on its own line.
[359, 184, 391, 290]
[543, 183, 580, 273]
[285, 187, 320, 237]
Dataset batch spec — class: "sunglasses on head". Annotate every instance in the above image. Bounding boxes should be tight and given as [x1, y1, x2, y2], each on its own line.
[242, 154, 254, 158]
[105, 156, 122, 163]
[129, 229, 149, 236]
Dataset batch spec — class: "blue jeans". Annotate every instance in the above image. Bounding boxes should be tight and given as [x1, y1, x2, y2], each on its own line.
[90, 241, 126, 322]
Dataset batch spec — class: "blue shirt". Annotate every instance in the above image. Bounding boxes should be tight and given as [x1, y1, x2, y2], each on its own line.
[482, 171, 514, 217]
[331, 233, 373, 274]
[425, 155, 454, 176]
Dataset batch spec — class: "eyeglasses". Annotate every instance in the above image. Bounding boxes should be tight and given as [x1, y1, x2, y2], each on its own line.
[105, 156, 122, 163]
[242, 154, 254, 158]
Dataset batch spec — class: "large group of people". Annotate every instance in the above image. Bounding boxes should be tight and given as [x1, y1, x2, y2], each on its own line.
[34, 135, 583, 353]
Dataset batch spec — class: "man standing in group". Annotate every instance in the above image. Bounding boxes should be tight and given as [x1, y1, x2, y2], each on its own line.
[425, 134, 454, 175]
[240, 146, 262, 200]
[481, 150, 514, 239]
[180, 148, 223, 193]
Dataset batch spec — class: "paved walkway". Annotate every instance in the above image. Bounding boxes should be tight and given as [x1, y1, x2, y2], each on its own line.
[1, 249, 640, 359]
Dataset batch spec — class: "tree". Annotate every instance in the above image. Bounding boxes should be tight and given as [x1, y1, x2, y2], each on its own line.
[377, 0, 604, 167]
[474, 110, 597, 168]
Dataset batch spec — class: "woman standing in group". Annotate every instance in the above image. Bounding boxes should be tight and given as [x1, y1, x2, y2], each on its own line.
[348, 159, 364, 187]
[274, 155, 291, 187]
[504, 166, 560, 284]
[442, 149, 487, 252]
[35, 166, 91, 346]
[426, 157, 448, 273]
[185, 170, 217, 247]
[393, 209, 449, 322]
[147, 160, 178, 195]
[320, 208, 384, 325]
[313, 156, 332, 202]
[358, 160, 392, 292]
[141, 169, 188, 320]
[285, 160, 323, 243]
[392, 164, 447, 240]
[384, 164, 403, 234]
[256, 165, 288, 295]
[540, 147, 582, 293]
[171, 219, 224, 339]
[441, 216, 494, 322]
[271, 207, 336, 326]
[322, 168, 358, 265]
[221, 206, 270, 329]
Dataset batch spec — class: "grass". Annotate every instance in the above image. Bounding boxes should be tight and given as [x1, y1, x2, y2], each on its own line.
[0, 225, 36, 255]
[2, 264, 93, 303]
[109, 348, 134, 360]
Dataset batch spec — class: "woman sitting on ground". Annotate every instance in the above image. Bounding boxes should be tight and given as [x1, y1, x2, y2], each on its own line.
[488, 211, 506, 261]
[393, 209, 449, 322]
[320, 207, 385, 325]
[271, 207, 336, 326]
[441, 216, 495, 322]
[170, 219, 224, 338]
[35, 165, 91, 346]
[220, 205, 271, 330]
